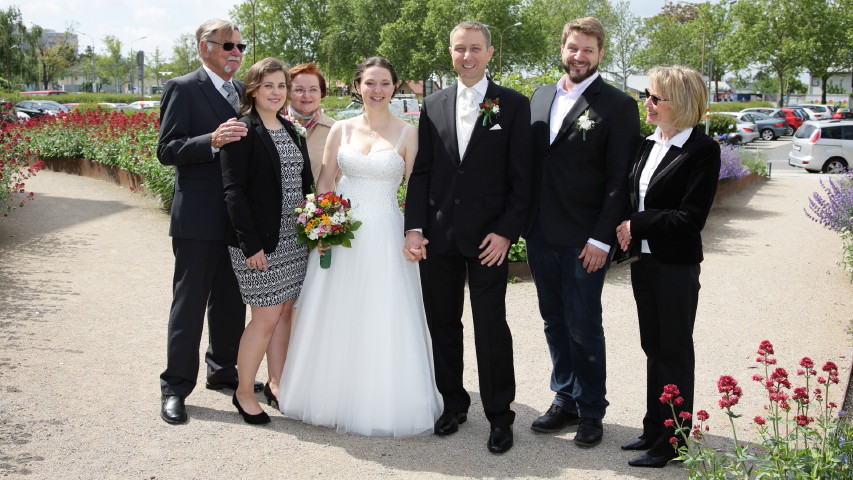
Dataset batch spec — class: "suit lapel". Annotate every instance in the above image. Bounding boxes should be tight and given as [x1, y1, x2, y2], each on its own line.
[553, 76, 602, 144]
[437, 85, 461, 164]
[532, 83, 557, 146]
[196, 67, 239, 120]
[631, 139, 655, 210]
[648, 128, 700, 191]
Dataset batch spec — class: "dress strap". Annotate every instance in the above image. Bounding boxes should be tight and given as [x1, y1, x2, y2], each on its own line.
[340, 120, 349, 146]
[393, 124, 410, 153]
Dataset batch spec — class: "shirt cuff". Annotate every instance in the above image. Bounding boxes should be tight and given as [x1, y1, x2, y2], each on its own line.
[588, 238, 610, 253]
[406, 228, 423, 234]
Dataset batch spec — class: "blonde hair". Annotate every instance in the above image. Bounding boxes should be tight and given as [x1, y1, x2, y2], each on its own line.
[647, 65, 707, 130]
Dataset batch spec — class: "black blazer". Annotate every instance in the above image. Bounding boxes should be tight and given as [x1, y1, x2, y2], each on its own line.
[220, 112, 313, 257]
[404, 80, 532, 256]
[157, 67, 244, 241]
[527, 75, 640, 248]
[627, 127, 721, 265]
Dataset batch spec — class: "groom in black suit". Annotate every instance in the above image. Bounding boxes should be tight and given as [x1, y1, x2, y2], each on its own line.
[157, 19, 251, 424]
[525, 17, 640, 447]
[404, 21, 531, 454]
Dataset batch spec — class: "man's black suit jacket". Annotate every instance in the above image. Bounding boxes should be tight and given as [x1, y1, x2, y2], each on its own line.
[527, 75, 640, 248]
[627, 127, 721, 265]
[405, 80, 531, 257]
[157, 67, 243, 241]
[220, 112, 313, 257]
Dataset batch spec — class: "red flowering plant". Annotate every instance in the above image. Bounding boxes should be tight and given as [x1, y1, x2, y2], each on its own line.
[662, 340, 852, 479]
[1, 115, 45, 216]
[0, 108, 174, 215]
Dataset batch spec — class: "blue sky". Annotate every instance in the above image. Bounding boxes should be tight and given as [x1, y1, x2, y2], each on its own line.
[1, 0, 669, 58]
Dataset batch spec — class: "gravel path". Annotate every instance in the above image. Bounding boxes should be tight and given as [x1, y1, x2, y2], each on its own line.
[1, 170, 850, 479]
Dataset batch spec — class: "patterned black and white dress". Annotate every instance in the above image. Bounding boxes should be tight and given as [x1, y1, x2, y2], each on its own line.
[228, 127, 308, 307]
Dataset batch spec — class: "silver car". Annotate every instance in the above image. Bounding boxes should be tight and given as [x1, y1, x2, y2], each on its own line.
[788, 120, 853, 173]
[717, 112, 759, 145]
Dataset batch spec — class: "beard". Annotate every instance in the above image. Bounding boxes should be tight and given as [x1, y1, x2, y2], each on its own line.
[563, 59, 599, 84]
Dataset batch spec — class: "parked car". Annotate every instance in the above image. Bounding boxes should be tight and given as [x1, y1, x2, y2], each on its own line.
[716, 112, 759, 145]
[15, 100, 70, 117]
[98, 102, 132, 112]
[796, 104, 834, 120]
[729, 111, 788, 140]
[788, 120, 853, 173]
[127, 100, 160, 110]
[741, 107, 802, 135]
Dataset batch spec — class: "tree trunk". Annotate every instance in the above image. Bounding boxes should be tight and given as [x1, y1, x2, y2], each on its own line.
[821, 75, 828, 105]
[776, 75, 785, 108]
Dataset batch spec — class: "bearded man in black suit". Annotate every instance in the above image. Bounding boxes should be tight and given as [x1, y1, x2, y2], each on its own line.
[157, 18, 251, 424]
[525, 17, 640, 447]
[404, 20, 531, 454]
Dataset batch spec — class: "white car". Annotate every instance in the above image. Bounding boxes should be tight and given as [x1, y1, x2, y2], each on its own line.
[788, 120, 852, 173]
[796, 105, 833, 120]
[127, 100, 160, 110]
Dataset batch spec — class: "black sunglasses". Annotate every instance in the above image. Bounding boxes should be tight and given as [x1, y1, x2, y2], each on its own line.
[644, 89, 669, 106]
[207, 40, 247, 53]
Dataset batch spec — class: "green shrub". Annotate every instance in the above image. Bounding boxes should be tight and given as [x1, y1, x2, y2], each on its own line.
[708, 100, 773, 112]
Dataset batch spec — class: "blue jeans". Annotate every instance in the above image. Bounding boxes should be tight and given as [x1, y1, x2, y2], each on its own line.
[526, 221, 609, 419]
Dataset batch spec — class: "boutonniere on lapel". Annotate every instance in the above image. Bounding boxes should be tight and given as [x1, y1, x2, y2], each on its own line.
[575, 110, 596, 141]
[292, 122, 308, 146]
[478, 97, 500, 127]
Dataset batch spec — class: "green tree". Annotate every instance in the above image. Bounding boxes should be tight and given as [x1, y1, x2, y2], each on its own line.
[36, 30, 77, 89]
[148, 47, 169, 87]
[168, 33, 200, 78]
[99, 35, 129, 90]
[0, 6, 32, 89]
[526, 0, 614, 71]
[799, 0, 852, 104]
[725, 0, 804, 107]
[607, 0, 643, 92]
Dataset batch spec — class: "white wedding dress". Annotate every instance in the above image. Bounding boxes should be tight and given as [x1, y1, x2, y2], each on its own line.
[279, 121, 442, 437]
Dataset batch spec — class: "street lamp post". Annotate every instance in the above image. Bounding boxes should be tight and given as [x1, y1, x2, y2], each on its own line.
[247, 0, 257, 64]
[497, 22, 522, 84]
[77, 31, 96, 92]
[129, 36, 146, 94]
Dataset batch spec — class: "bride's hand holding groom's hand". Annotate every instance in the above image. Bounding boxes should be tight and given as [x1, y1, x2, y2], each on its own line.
[403, 231, 428, 262]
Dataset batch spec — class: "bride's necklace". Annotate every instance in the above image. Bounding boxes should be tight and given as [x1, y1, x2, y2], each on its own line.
[362, 115, 387, 138]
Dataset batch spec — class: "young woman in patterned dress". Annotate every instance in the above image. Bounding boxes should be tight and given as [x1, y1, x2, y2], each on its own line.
[220, 58, 314, 424]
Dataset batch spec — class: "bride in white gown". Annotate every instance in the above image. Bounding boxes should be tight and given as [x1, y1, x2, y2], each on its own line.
[279, 57, 442, 437]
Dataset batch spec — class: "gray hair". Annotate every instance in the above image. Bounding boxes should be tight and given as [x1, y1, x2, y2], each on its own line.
[195, 19, 239, 54]
[449, 21, 491, 47]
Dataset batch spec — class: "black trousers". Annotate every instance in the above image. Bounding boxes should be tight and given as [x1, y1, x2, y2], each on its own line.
[419, 243, 515, 426]
[160, 237, 246, 398]
[630, 254, 699, 456]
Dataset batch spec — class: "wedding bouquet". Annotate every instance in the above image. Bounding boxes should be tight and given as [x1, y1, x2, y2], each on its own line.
[294, 191, 361, 269]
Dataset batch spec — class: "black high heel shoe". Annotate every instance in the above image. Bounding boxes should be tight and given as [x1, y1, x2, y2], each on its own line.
[263, 382, 279, 408]
[232, 392, 271, 425]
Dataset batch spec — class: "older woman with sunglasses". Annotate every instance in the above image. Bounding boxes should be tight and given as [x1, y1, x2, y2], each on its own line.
[615, 65, 721, 468]
[287, 63, 336, 184]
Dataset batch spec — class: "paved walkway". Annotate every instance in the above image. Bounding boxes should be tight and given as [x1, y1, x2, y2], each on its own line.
[0, 170, 850, 479]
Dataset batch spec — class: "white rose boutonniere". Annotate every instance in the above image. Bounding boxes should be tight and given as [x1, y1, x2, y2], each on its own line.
[575, 110, 596, 141]
[292, 122, 308, 145]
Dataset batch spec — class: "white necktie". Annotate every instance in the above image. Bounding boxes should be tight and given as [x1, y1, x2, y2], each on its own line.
[457, 87, 479, 158]
[222, 81, 239, 113]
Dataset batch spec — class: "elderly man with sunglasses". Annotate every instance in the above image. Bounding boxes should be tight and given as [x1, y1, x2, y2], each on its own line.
[157, 18, 252, 425]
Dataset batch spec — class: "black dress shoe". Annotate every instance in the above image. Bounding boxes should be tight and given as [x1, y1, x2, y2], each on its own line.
[487, 425, 513, 454]
[232, 393, 271, 425]
[621, 436, 656, 450]
[531, 404, 580, 433]
[573, 417, 603, 447]
[160, 395, 187, 424]
[434, 411, 467, 436]
[628, 450, 677, 468]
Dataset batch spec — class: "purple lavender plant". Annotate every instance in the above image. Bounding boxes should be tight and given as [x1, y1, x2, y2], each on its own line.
[805, 170, 853, 233]
[718, 144, 749, 181]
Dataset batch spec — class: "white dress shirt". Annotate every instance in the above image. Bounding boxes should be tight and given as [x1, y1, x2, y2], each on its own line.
[548, 72, 609, 252]
[638, 126, 693, 253]
[456, 76, 489, 160]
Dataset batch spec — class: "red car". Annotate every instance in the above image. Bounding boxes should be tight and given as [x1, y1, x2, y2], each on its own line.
[742, 107, 804, 136]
